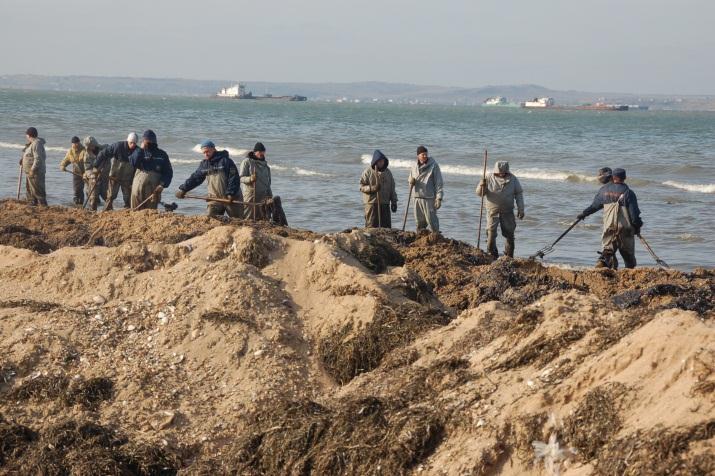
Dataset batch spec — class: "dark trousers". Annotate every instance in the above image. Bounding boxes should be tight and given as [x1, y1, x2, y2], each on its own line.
[364, 203, 392, 228]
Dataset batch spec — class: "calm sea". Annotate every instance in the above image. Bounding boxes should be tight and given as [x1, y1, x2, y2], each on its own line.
[1, 89, 713, 270]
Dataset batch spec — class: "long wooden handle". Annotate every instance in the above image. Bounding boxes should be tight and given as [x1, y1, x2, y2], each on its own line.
[401, 184, 413, 231]
[476, 149, 488, 249]
[16, 164, 23, 200]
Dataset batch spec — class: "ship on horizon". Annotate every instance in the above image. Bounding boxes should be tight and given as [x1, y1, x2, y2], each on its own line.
[216, 83, 307, 101]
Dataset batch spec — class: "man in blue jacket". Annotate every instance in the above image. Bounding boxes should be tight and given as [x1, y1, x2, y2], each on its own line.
[97, 132, 138, 210]
[577, 168, 643, 269]
[175, 140, 242, 217]
[129, 130, 173, 210]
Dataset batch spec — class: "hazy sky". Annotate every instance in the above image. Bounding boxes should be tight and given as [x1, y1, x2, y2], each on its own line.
[2, 0, 713, 94]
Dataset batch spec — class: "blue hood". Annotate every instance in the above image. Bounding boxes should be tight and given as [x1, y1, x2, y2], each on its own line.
[371, 149, 389, 169]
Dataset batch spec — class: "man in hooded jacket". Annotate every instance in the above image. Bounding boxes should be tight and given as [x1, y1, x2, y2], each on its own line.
[60, 136, 85, 205]
[175, 140, 242, 217]
[477, 161, 525, 258]
[360, 149, 397, 228]
[97, 132, 138, 210]
[408, 146, 443, 232]
[240, 142, 272, 220]
[129, 130, 173, 210]
[20, 127, 48, 206]
[577, 168, 642, 269]
[79, 136, 103, 210]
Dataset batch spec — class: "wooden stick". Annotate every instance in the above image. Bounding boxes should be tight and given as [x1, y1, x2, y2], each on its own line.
[183, 193, 263, 207]
[476, 149, 488, 249]
[16, 164, 23, 200]
[401, 184, 413, 232]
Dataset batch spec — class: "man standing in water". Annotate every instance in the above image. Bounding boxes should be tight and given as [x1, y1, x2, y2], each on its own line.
[129, 130, 173, 210]
[577, 168, 643, 269]
[20, 127, 47, 206]
[476, 161, 524, 258]
[97, 132, 138, 210]
[408, 146, 443, 232]
[60, 136, 85, 205]
[175, 140, 242, 217]
[240, 142, 272, 220]
[360, 149, 397, 228]
[79, 136, 103, 210]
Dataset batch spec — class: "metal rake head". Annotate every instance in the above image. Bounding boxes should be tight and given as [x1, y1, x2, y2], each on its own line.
[530, 245, 554, 260]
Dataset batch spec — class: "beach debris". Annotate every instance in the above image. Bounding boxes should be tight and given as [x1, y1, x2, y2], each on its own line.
[91, 295, 106, 305]
[532, 433, 576, 476]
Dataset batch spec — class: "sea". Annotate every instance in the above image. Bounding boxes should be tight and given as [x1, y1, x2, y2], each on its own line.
[1, 88, 714, 270]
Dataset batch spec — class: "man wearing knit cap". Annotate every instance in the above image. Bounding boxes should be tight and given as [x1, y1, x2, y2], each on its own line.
[360, 149, 397, 228]
[240, 142, 273, 220]
[60, 136, 85, 205]
[578, 167, 643, 269]
[175, 140, 242, 217]
[129, 130, 173, 210]
[97, 132, 139, 210]
[20, 127, 48, 206]
[476, 160, 525, 258]
[408, 145, 443, 232]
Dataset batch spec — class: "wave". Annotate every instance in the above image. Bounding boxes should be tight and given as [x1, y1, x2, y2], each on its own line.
[662, 181, 715, 194]
[191, 144, 250, 157]
[677, 233, 704, 243]
[171, 158, 201, 165]
[272, 164, 332, 177]
[0, 141, 68, 153]
[360, 154, 594, 182]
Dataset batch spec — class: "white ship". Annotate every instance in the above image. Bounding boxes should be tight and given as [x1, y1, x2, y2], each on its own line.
[215, 82, 307, 101]
[482, 96, 508, 106]
[522, 97, 555, 108]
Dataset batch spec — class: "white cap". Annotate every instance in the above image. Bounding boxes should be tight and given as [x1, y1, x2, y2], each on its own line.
[127, 132, 139, 144]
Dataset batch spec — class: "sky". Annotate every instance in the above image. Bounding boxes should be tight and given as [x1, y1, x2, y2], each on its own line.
[1, 0, 714, 95]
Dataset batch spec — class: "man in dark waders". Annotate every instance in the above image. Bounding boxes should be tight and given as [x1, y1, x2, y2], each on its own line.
[175, 140, 242, 217]
[577, 168, 643, 269]
[129, 130, 173, 210]
[360, 149, 397, 228]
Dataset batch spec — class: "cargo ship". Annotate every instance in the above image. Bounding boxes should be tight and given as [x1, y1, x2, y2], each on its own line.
[216, 83, 307, 101]
[521, 97, 555, 108]
[573, 103, 629, 111]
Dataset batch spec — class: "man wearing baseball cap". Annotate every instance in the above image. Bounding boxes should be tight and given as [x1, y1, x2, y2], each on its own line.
[96, 132, 139, 210]
[175, 140, 242, 217]
[577, 167, 643, 269]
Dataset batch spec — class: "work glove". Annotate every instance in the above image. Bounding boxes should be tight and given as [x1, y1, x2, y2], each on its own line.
[577, 212, 586, 220]
[151, 185, 163, 202]
[226, 195, 234, 202]
[61, 165, 67, 172]
[434, 198, 442, 210]
[408, 176, 416, 186]
[517, 210, 525, 220]
[480, 178, 487, 187]
[27, 170, 35, 178]
[360, 185, 371, 194]
[634, 225, 641, 236]
[391, 202, 397, 213]
[175, 189, 186, 199]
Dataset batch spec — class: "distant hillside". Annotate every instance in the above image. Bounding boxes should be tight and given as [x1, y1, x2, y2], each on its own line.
[1, 74, 713, 110]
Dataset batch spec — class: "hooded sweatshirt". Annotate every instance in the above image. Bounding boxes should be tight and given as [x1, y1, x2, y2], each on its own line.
[409, 156, 444, 200]
[129, 143, 173, 188]
[360, 150, 397, 205]
[22, 137, 47, 174]
[476, 161, 524, 213]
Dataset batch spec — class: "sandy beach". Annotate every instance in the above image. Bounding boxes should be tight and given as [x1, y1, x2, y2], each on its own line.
[0, 199, 713, 474]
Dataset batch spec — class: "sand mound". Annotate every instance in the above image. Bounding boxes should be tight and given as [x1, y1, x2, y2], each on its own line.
[0, 203, 712, 474]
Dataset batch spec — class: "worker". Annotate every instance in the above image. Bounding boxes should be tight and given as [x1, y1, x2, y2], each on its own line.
[79, 136, 103, 210]
[408, 146, 443, 232]
[175, 140, 242, 217]
[476, 161, 524, 258]
[20, 127, 48, 206]
[577, 168, 643, 269]
[359, 149, 397, 228]
[97, 132, 138, 210]
[60, 136, 85, 205]
[129, 130, 173, 210]
[239, 142, 272, 220]
[597, 167, 613, 184]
